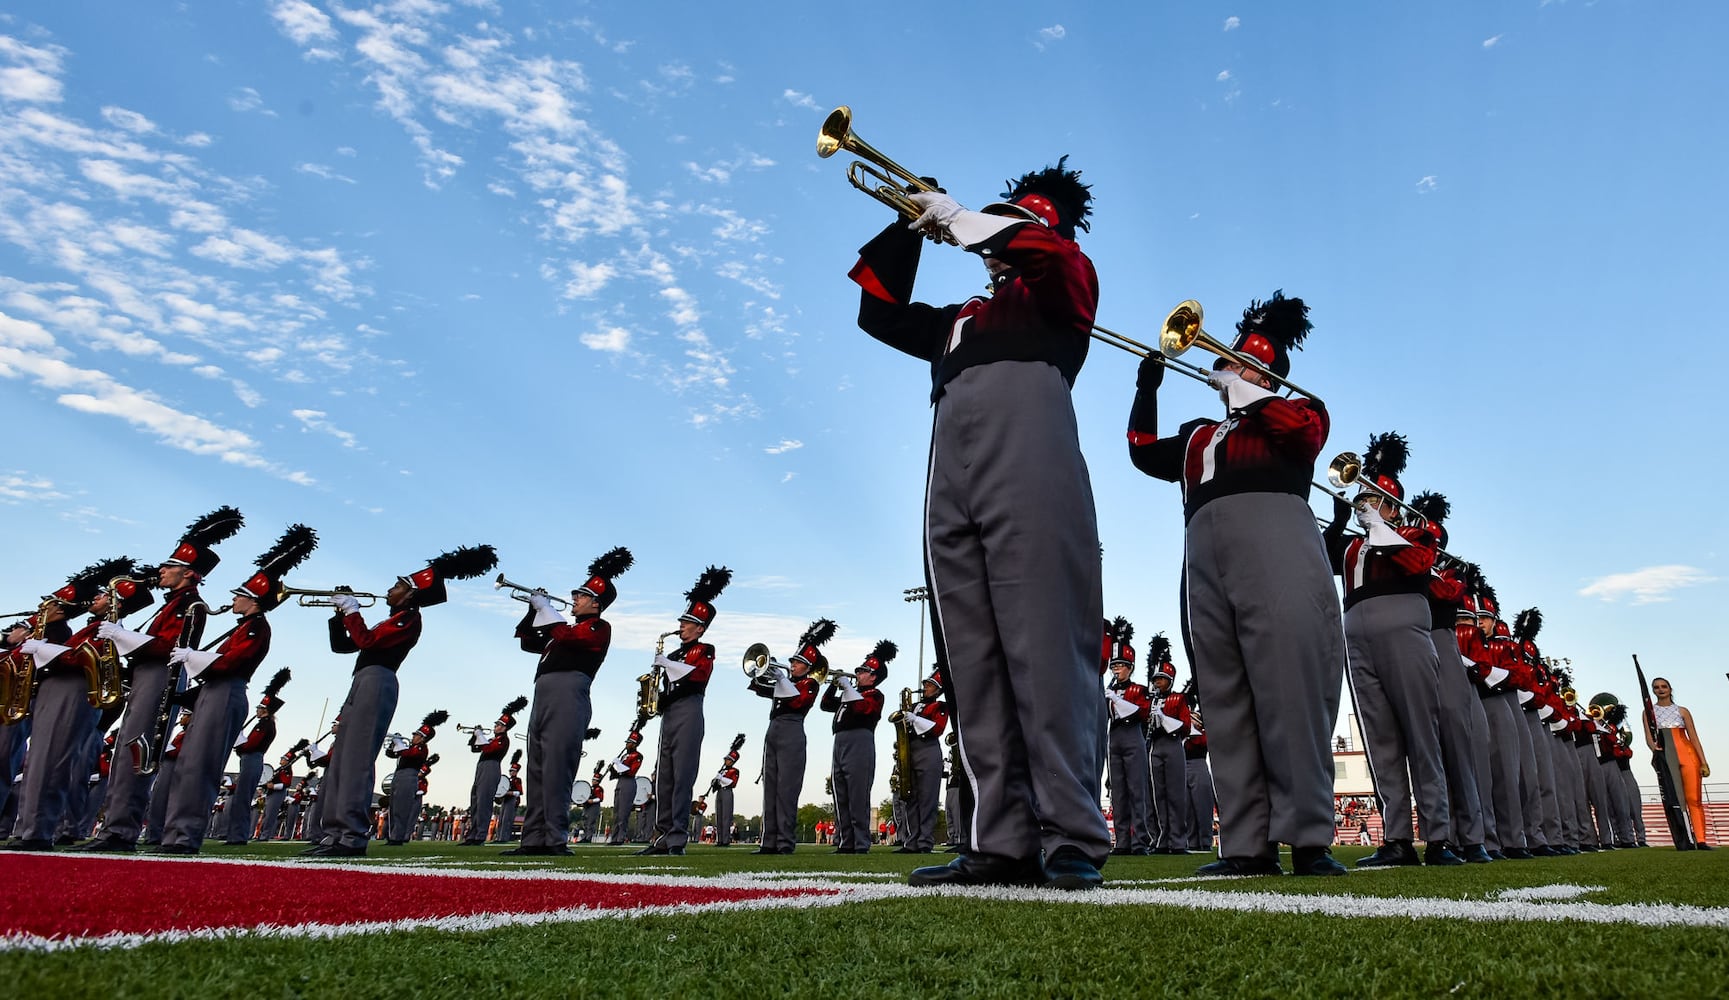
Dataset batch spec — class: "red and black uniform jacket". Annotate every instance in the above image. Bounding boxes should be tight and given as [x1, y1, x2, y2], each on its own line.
[416, 766, 430, 795]
[1612, 735, 1633, 770]
[1456, 623, 1494, 688]
[516, 609, 611, 680]
[1424, 567, 1466, 632]
[1128, 386, 1329, 523]
[584, 780, 601, 804]
[851, 219, 1098, 402]
[1149, 691, 1194, 739]
[268, 763, 294, 791]
[1106, 680, 1152, 730]
[5, 615, 73, 676]
[472, 732, 509, 762]
[134, 585, 206, 668]
[233, 715, 277, 756]
[1486, 635, 1524, 694]
[329, 605, 421, 674]
[661, 640, 715, 708]
[718, 766, 741, 789]
[204, 613, 271, 682]
[823, 682, 885, 734]
[1184, 729, 1209, 761]
[914, 697, 948, 742]
[388, 742, 429, 773]
[753, 673, 819, 719]
[1325, 520, 1438, 612]
[96, 743, 113, 781]
[610, 749, 643, 778]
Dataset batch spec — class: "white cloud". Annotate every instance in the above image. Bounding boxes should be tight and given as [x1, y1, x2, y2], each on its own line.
[781, 89, 820, 111]
[1035, 25, 1067, 50]
[1217, 70, 1232, 82]
[579, 326, 630, 352]
[0, 36, 66, 103]
[180, 132, 213, 148]
[296, 162, 357, 184]
[270, 0, 339, 46]
[1224, 16, 1241, 31]
[559, 260, 616, 298]
[1483, 34, 1503, 48]
[99, 106, 156, 134]
[227, 87, 276, 116]
[292, 407, 360, 448]
[0, 471, 67, 503]
[1579, 565, 1717, 605]
[764, 439, 802, 455]
[1415, 175, 1438, 194]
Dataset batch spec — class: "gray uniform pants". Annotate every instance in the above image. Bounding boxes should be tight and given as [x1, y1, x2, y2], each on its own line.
[1148, 733, 1189, 851]
[229, 751, 265, 843]
[1106, 723, 1153, 851]
[574, 801, 595, 841]
[12, 672, 94, 842]
[1575, 741, 1612, 847]
[466, 756, 503, 843]
[100, 659, 179, 843]
[59, 718, 102, 841]
[522, 670, 593, 849]
[1617, 766, 1645, 843]
[1479, 689, 1528, 850]
[142, 756, 178, 844]
[1345, 593, 1451, 845]
[1429, 629, 1489, 848]
[387, 767, 418, 841]
[651, 695, 705, 850]
[304, 783, 323, 839]
[1520, 709, 1563, 846]
[904, 736, 943, 852]
[761, 715, 806, 852]
[945, 783, 963, 847]
[163, 675, 247, 850]
[1185, 493, 1345, 858]
[80, 777, 106, 838]
[1556, 730, 1589, 846]
[609, 777, 637, 843]
[319, 665, 399, 849]
[284, 801, 303, 839]
[261, 789, 285, 840]
[926, 362, 1110, 865]
[0, 719, 25, 823]
[715, 786, 735, 845]
[832, 729, 875, 851]
[1185, 755, 1215, 850]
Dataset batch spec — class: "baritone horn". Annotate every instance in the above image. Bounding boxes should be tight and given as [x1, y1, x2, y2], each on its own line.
[740, 642, 784, 681]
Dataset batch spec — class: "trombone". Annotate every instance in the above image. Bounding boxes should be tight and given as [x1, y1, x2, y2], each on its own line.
[494, 573, 569, 609]
[1315, 452, 1428, 527]
[277, 585, 380, 609]
[816, 106, 1321, 404]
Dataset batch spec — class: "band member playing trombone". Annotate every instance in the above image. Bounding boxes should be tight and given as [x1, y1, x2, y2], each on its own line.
[84, 506, 244, 853]
[822, 640, 891, 853]
[1127, 292, 1347, 877]
[309, 544, 496, 857]
[462, 698, 521, 845]
[640, 566, 730, 856]
[505, 547, 630, 857]
[750, 619, 831, 854]
[224, 667, 292, 846]
[851, 154, 1110, 889]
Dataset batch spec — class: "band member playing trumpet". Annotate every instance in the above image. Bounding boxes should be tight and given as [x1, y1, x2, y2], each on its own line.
[462, 698, 521, 845]
[1322, 434, 1460, 867]
[750, 619, 831, 854]
[225, 667, 293, 846]
[384, 712, 444, 844]
[309, 544, 497, 857]
[852, 156, 1110, 889]
[897, 668, 949, 854]
[2, 557, 146, 852]
[84, 506, 244, 853]
[1126, 292, 1347, 877]
[822, 640, 891, 853]
[640, 566, 730, 856]
[1102, 620, 1153, 856]
[506, 546, 630, 857]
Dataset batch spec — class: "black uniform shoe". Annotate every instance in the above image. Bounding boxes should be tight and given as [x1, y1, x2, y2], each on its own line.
[1487, 850, 1508, 861]
[156, 844, 197, 855]
[777, 847, 796, 854]
[305, 843, 366, 858]
[0, 839, 53, 852]
[386, 840, 407, 846]
[1195, 856, 1284, 877]
[1502, 847, 1534, 859]
[1531, 845, 1563, 857]
[1356, 841, 1421, 867]
[1424, 844, 1465, 866]
[1109, 846, 1131, 856]
[636, 845, 672, 856]
[1130, 847, 1153, 856]
[750, 848, 776, 855]
[1461, 844, 1494, 864]
[1696, 842, 1715, 851]
[908, 854, 1041, 888]
[77, 834, 135, 853]
[1290, 846, 1347, 876]
[499, 845, 551, 856]
[546, 845, 573, 856]
[1042, 846, 1104, 891]
[893, 847, 916, 854]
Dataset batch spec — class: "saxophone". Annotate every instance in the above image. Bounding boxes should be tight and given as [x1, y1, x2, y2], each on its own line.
[77, 574, 146, 709]
[0, 599, 52, 724]
[636, 630, 679, 719]
[888, 686, 917, 802]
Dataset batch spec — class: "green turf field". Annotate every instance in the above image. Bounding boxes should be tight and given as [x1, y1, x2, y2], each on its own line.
[6, 842, 1727, 998]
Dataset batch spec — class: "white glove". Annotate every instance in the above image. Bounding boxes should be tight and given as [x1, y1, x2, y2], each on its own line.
[528, 593, 553, 612]
[96, 622, 125, 641]
[18, 639, 42, 656]
[1353, 502, 1386, 531]
[333, 594, 361, 616]
[1212, 368, 1279, 411]
[907, 191, 965, 233]
[167, 647, 191, 666]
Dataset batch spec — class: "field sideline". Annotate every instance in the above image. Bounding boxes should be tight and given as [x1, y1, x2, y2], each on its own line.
[4, 843, 1727, 998]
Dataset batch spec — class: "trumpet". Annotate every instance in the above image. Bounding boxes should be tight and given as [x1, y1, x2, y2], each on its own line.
[278, 585, 380, 609]
[494, 573, 569, 609]
[816, 666, 858, 686]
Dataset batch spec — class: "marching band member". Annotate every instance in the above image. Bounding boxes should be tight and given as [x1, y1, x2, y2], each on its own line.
[309, 544, 495, 858]
[83, 506, 244, 852]
[384, 712, 444, 845]
[750, 618, 831, 855]
[854, 158, 1109, 889]
[1461, 586, 1531, 859]
[822, 640, 891, 854]
[1507, 610, 1566, 855]
[1324, 434, 1460, 867]
[896, 667, 949, 854]
[494, 749, 525, 843]
[606, 730, 644, 845]
[1128, 292, 1346, 877]
[1611, 717, 1646, 846]
[142, 710, 190, 845]
[259, 739, 304, 842]
[1483, 607, 1546, 856]
[572, 761, 600, 844]
[225, 668, 291, 846]
[712, 753, 741, 847]
[159, 525, 315, 855]
[462, 698, 521, 846]
[509, 546, 629, 857]
[1145, 638, 1193, 854]
[1409, 494, 1493, 864]
[1183, 707, 1216, 853]
[640, 566, 730, 856]
[1102, 619, 1153, 856]
[3, 557, 145, 851]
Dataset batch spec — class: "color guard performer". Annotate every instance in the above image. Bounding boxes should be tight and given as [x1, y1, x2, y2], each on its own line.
[84, 506, 244, 852]
[225, 667, 292, 845]
[308, 544, 495, 857]
[606, 729, 644, 845]
[1128, 292, 1347, 877]
[1146, 640, 1193, 854]
[508, 547, 629, 857]
[822, 640, 891, 853]
[384, 712, 444, 844]
[896, 668, 949, 854]
[462, 698, 520, 845]
[1102, 619, 1153, 856]
[640, 566, 729, 856]
[853, 159, 1110, 889]
[750, 619, 831, 855]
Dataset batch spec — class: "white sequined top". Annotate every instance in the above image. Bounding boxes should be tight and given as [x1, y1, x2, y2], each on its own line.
[1652, 703, 1685, 729]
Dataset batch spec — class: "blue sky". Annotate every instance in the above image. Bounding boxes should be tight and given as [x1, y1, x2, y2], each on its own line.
[2, 1, 1724, 814]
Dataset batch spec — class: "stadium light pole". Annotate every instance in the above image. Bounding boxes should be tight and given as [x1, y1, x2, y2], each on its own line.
[903, 586, 929, 675]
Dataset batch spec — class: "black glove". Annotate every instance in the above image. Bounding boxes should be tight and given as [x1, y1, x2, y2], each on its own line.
[585, 727, 602, 740]
[1136, 354, 1166, 392]
[1328, 494, 1353, 531]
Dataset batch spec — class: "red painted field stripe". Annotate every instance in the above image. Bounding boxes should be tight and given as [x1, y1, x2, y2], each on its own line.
[0, 856, 827, 941]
